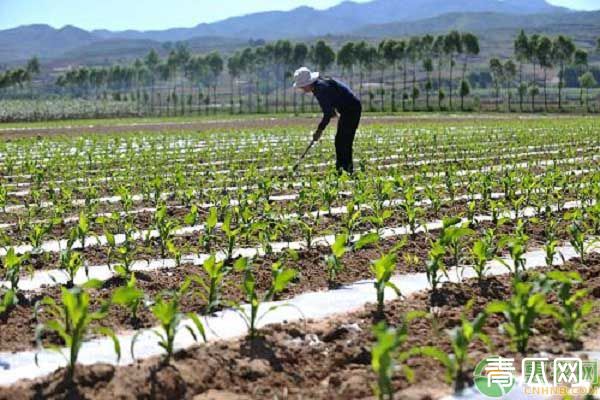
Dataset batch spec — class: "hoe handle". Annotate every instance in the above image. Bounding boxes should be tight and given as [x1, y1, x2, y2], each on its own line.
[293, 139, 316, 172]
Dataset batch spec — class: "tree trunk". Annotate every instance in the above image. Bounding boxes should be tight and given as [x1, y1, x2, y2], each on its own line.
[558, 63, 564, 110]
[403, 61, 408, 111]
[437, 58, 443, 110]
[380, 66, 385, 112]
[230, 76, 235, 114]
[449, 55, 454, 110]
[391, 63, 396, 112]
[543, 69, 548, 112]
[531, 62, 536, 112]
[518, 62, 523, 112]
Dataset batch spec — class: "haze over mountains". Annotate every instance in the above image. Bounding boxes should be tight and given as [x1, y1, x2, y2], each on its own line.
[0, 0, 595, 65]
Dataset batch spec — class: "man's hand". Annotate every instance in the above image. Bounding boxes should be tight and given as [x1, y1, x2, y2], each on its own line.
[313, 129, 323, 142]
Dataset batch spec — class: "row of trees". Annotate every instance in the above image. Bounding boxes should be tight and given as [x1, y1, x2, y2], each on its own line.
[486, 31, 599, 112]
[0, 57, 40, 93]
[50, 32, 483, 114]
[2, 35, 599, 116]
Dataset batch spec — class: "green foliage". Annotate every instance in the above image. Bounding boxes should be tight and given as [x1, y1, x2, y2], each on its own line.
[326, 233, 348, 287]
[486, 281, 554, 354]
[371, 312, 425, 400]
[371, 239, 406, 315]
[418, 301, 490, 393]
[231, 257, 296, 340]
[35, 281, 120, 382]
[131, 281, 205, 363]
[111, 272, 145, 324]
[546, 270, 595, 345]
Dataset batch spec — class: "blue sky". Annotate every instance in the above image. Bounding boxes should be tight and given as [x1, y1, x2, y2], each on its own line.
[0, 0, 598, 31]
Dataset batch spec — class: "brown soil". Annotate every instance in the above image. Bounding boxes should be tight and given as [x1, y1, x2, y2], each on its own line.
[2, 253, 599, 400]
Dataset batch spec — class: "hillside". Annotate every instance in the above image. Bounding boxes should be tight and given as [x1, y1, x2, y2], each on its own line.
[92, 0, 566, 41]
[0, 0, 570, 63]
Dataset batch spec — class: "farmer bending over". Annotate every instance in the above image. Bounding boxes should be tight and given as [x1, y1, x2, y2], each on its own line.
[293, 67, 362, 174]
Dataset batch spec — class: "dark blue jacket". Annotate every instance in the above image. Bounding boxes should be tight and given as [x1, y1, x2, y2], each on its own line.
[313, 77, 361, 131]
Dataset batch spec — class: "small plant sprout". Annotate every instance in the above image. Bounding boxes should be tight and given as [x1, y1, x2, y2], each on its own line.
[543, 218, 560, 267]
[439, 217, 474, 269]
[0, 248, 29, 315]
[35, 280, 121, 383]
[546, 270, 595, 347]
[231, 257, 297, 341]
[111, 272, 145, 326]
[131, 281, 205, 363]
[59, 248, 83, 288]
[418, 301, 490, 393]
[326, 233, 348, 288]
[189, 254, 229, 314]
[485, 281, 554, 354]
[199, 207, 219, 252]
[221, 210, 241, 262]
[371, 239, 406, 317]
[371, 312, 426, 400]
[470, 229, 496, 285]
[426, 241, 448, 296]
[568, 219, 590, 265]
[498, 229, 530, 280]
[152, 204, 179, 258]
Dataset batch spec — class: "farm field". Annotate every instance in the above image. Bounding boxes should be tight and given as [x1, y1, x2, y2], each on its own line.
[0, 115, 599, 399]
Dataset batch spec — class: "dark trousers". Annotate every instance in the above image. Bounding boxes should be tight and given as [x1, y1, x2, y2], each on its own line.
[335, 106, 361, 174]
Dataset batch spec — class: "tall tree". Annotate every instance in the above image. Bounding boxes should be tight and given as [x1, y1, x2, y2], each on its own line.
[527, 34, 540, 111]
[420, 35, 434, 111]
[444, 31, 462, 110]
[573, 49, 588, 106]
[206, 52, 223, 115]
[274, 40, 292, 112]
[240, 48, 256, 113]
[552, 35, 575, 110]
[460, 33, 479, 111]
[514, 30, 529, 112]
[503, 60, 517, 112]
[292, 43, 308, 113]
[337, 42, 356, 86]
[25, 56, 40, 100]
[489, 58, 504, 111]
[407, 37, 421, 111]
[536, 36, 552, 111]
[227, 52, 242, 114]
[310, 40, 335, 72]
[377, 40, 391, 112]
[392, 40, 406, 111]
[353, 41, 368, 100]
[433, 35, 445, 110]
[579, 72, 597, 111]
[144, 49, 160, 114]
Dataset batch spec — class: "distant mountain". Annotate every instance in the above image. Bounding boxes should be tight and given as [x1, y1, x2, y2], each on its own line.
[0, 24, 96, 63]
[353, 10, 600, 37]
[92, 0, 567, 42]
[0, 0, 581, 64]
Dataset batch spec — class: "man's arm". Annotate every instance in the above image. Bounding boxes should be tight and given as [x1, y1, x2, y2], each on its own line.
[314, 90, 336, 140]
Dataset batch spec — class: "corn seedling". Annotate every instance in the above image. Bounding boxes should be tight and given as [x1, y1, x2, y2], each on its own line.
[231, 257, 297, 341]
[131, 280, 205, 363]
[112, 272, 145, 326]
[418, 301, 490, 393]
[371, 240, 406, 316]
[486, 281, 554, 354]
[326, 233, 348, 288]
[35, 281, 120, 383]
[371, 312, 426, 400]
[546, 270, 595, 347]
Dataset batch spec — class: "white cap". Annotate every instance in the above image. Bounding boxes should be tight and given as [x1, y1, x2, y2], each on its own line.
[293, 67, 319, 88]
